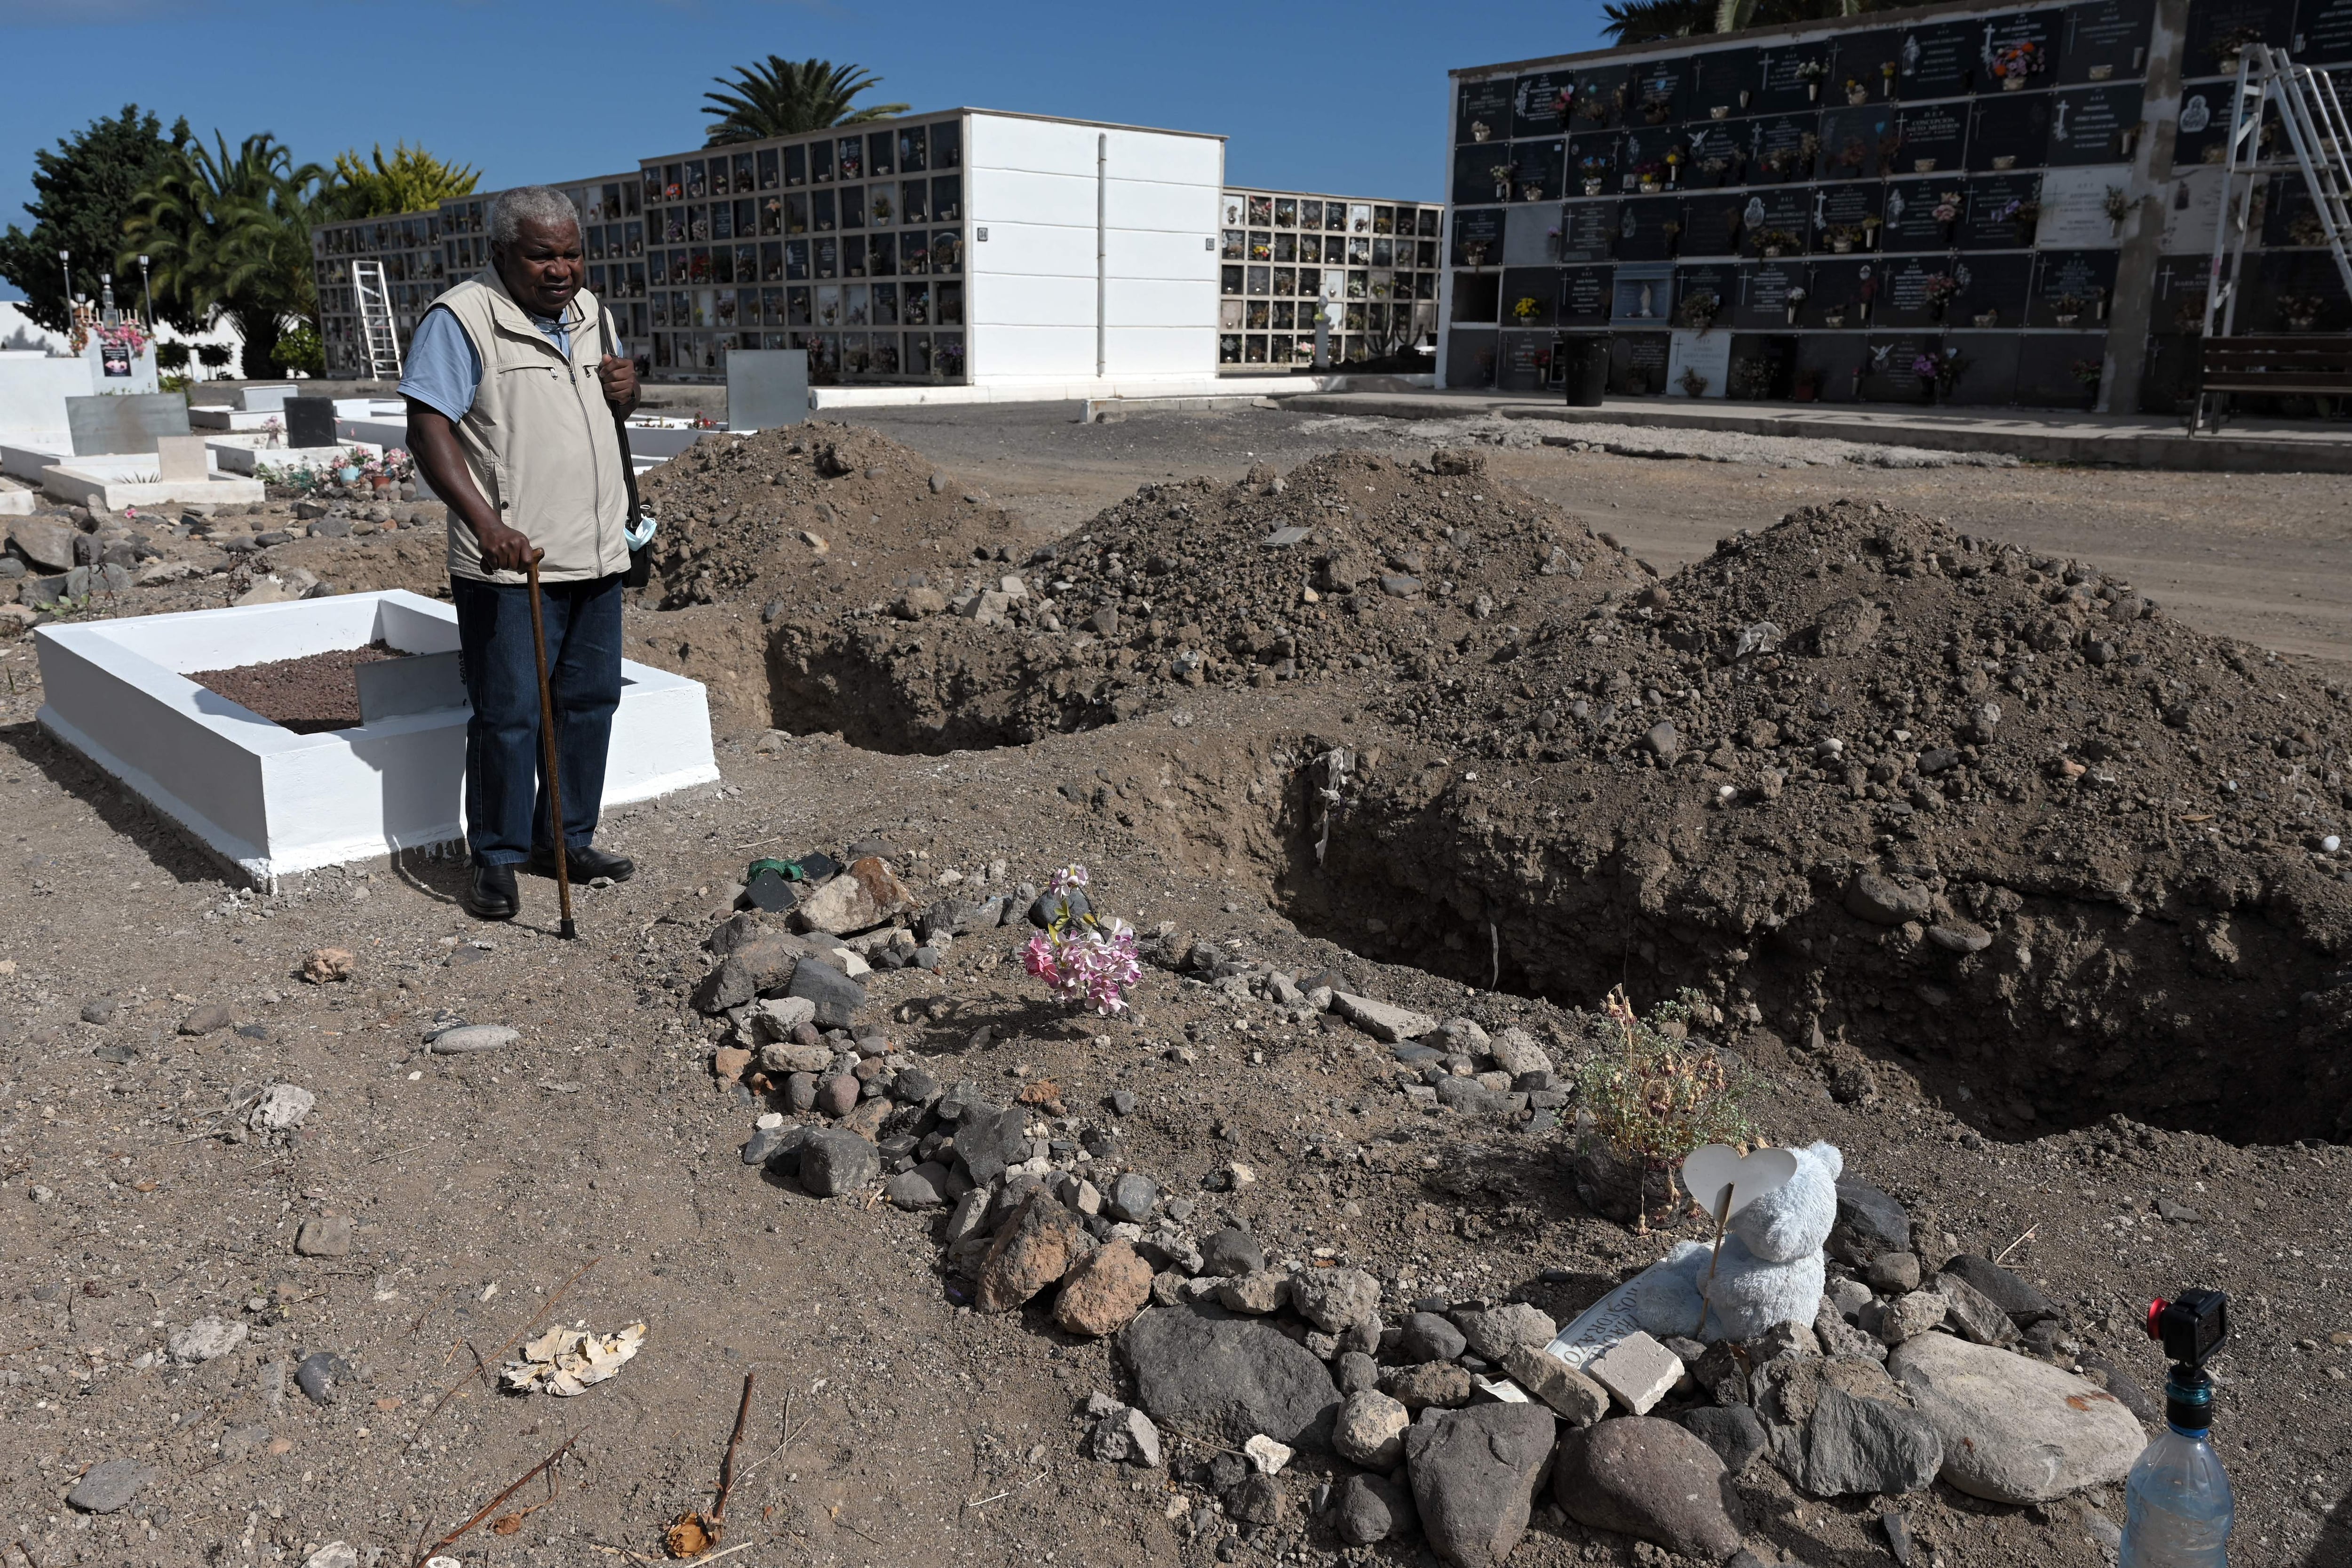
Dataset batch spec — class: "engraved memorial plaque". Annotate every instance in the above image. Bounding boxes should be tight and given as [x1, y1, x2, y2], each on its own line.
[2046, 82, 2144, 164]
[2030, 249, 2121, 325]
[1610, 331, 1672, 395]
[1899, 21, 1978, 98]
[1757, 42, 1835, 113]
[1969, 92, 2055, 171]
[1818, 103, 1901, 178]
[1558, 200, 1620, 264]
[1690, 47, 1762, 117]
[1515, 70, 1574, 138]
[1458, 78, 1514, 143]
[1898, 101, 1968, 174]
[1882, 178, 1965, 252]
[1681, 192, 1748, 256]
[1737, 258, 1813, 328]
[2062, 0, 2156, 84]
[1561, 265, 1615, 325]
[1963, 172, 2044, 247]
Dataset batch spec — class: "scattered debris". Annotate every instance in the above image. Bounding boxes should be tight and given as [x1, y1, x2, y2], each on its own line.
[502, 1322, 647, 1397]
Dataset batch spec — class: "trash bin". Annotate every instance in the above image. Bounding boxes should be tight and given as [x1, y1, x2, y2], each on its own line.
[1559, 335, 1609, 406]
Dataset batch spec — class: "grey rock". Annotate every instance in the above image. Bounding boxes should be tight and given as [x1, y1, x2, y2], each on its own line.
[1927, 920, 1993, 954]
[1934, 1270, 2023, 1346]
[1939, 1254, 2060, 1327]
[293, 1216, 353, 1258]
[1682, 1404, 1768, 1475]
[743, 1122, 807, 1166]
[956, 1104, 1032, 1187]
[1336, 1350, 1381, 1395]
[1435, 1076, 1510, 1115]
[1499, 1344, 1608, 1427]
[1454, 1302, 1556, 1362]
[1089, 1405, 1161, 1467]
[1331, 1472, 1418, 1546]
[798, 1128, 880, 1196]
[294, 1351, 350, 1405]
[944, 1186, 994, 1247]
[1404, 1402, 1557, 1568]
[1645, 720, 1681, 764]
[1844, 872, 1935, 926]
[179, 1001, 235, 1036]
[1108, 1088, 1138, 1115]
[1889, 1333, 2145, 1504]
[1198, 1226, 1265, 1278]
[1381, 1360, 1473, 1412]
[1865, 1252, 1923, 1293]
[66, 1458, 154, 1514]
[426, 1024, 517, 1055]
[1106, 1172, 1160, 1224]
[1830, 1178, 1912, 1265]
[1794, 1384, 1944, 1496]
[1120, 1305, 1341, 1451]
[79, 997, 118, 1025]
[1228, 1471, 1286, 1525]
[1215, 1271, 1287, 1314]
[1291, 1267, 1381, 1334]
[786, 959, 866, 1027]
[884, 1163, 952, 1209]
[1332, 1387, 1411, 1469]
[168, 1317, 249, 1364]
[1878, 1289, 1948, 1345]
[1553, 1417, 1745, 1565]
[1399, 1311, 1468, 1362]
[1332, 992, 1439, 1044]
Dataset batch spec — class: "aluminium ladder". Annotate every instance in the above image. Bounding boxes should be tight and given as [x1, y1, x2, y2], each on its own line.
[350, 259, 403, 382]
[2193, 43, 2352, 429]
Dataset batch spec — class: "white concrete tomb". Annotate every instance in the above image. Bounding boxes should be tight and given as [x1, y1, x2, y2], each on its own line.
[34, 589, 720, 883]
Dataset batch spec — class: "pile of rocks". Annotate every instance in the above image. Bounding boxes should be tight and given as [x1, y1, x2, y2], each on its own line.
[1148, 934, 1571, 1128]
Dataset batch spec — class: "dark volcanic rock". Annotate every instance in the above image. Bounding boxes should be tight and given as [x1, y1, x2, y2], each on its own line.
[1120, 1305, 1341, 1452]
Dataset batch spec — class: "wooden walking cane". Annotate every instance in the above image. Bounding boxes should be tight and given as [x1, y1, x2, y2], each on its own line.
[524, 550, 576, 940]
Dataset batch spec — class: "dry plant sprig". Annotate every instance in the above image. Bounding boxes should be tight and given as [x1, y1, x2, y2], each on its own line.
[1576, 985, 1754, 1233]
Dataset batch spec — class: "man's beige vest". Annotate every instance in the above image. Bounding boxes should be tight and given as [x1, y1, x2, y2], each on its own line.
[426, 270, 629, 584]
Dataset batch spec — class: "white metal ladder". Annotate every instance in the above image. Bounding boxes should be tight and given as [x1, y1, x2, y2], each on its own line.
[2196, 45, 2352, 361]
[350, 259, 403, 381]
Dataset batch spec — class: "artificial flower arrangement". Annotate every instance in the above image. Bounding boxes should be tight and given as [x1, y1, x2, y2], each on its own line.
[1989, 40, 2041, 85]
[1023, 866, 1144, 1016]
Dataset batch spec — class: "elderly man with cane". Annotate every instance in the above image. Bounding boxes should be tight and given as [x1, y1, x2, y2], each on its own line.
[401, 185, 643, 922]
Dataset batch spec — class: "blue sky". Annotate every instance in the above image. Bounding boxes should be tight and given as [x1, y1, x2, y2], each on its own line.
[0, 0, 1613, 299]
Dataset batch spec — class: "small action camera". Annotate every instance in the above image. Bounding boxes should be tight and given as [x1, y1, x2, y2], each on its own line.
[2146, 1288, 2229, 1371]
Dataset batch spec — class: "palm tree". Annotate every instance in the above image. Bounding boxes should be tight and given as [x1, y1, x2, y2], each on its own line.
[319, 142, 480, 222]
[122, 131, 326, 379]
[702, 58, 910, 146]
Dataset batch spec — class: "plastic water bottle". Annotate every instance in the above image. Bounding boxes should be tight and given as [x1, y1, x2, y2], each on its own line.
[2118, 1367, 2233, 1567]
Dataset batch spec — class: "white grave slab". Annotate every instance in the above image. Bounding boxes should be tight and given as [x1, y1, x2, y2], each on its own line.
[1667, 329, 1733, 398]
[38, 456, 262, 512]
[34, 589, 720, 883]
[156, 434, 211, 482]
[206, 440, 378, 477]
[2036, 166, 2132, 250]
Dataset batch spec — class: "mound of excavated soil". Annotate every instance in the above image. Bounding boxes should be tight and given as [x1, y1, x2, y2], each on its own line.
[635, 422, 1040, 611]
[1277, 498, 2352, 1142]
[764, 448, 1645, 751]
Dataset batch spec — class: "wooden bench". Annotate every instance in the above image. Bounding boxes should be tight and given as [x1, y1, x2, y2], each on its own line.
[2191, 333, 2352, 431]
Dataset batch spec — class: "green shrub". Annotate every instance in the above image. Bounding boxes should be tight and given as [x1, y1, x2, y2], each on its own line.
[196, 342, 233, 371]
[156, 341, 191, 371]
[272, 325, 324, 377]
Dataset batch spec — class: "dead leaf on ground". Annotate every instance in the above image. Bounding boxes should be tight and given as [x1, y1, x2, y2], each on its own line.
[493, 1514, 524, 1536]
[664, 1513, 714, 1558]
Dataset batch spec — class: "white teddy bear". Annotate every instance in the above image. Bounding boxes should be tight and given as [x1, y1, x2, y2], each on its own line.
[1624, 1140, 1843, 1343]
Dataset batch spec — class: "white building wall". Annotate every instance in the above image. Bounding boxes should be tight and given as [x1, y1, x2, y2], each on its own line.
[967, 113, 1222, 384]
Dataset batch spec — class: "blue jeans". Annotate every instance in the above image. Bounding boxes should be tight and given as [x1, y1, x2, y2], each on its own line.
[451, 573, 623, 866]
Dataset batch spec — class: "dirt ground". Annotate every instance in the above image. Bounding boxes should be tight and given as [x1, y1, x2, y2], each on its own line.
[2, 404, 2348, 1568]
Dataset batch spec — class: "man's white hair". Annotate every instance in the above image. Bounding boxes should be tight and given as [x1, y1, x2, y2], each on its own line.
[489, 186, 581, 248]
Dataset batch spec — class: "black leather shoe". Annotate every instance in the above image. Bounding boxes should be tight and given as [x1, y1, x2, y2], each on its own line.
[529, 842, 636, 883]
[462, 860, 519, 920]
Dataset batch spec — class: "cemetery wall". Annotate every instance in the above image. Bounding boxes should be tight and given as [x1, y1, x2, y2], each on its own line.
[1438, 0, 2352, 412]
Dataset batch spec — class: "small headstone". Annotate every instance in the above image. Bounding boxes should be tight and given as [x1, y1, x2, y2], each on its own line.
[155, 435, 210, 482]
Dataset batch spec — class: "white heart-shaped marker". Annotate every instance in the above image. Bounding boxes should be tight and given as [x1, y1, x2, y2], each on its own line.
[1682, 1143, 1799, 1221]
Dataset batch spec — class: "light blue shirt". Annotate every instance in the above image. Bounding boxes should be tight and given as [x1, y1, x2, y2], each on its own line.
[398, 303, 577, 422]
